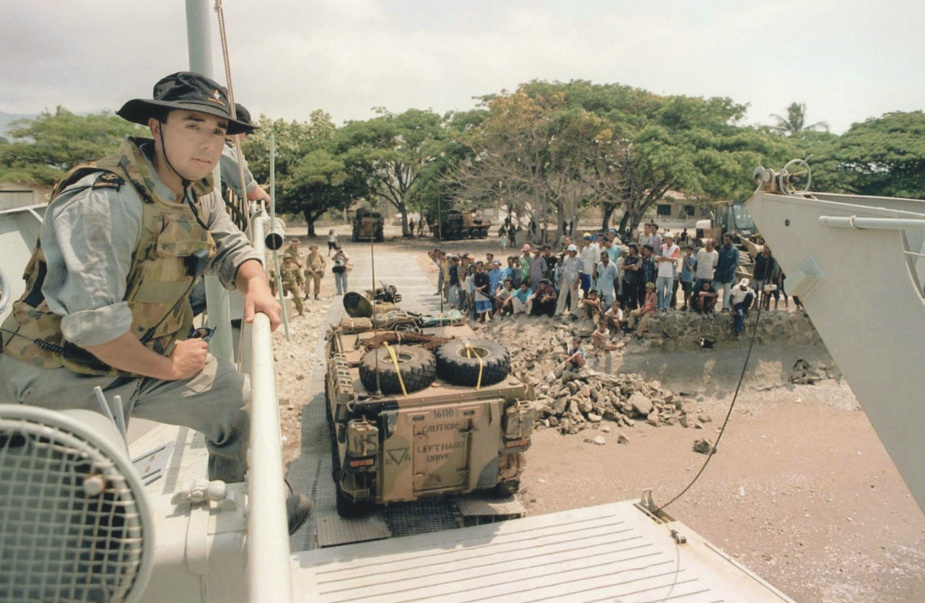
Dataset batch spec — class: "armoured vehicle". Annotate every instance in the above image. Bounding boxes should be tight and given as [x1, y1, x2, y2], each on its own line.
[324, 323, 533, 516]
[351, 207, 384, 242]
[437, 209, 492, 240]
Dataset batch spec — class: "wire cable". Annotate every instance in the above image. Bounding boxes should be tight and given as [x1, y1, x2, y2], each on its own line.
[655, 293, 765, 515]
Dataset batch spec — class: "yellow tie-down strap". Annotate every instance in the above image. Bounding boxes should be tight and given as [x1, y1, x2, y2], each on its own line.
[384, 342, 408, 397]
[464, 341, 484, 390]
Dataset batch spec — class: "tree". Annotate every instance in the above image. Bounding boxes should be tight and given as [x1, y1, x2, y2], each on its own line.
[828, 111, 925, 199]
[0, 108, 142, 186]
[337, 109, 447, 236]
[240, 111, 363, 237]
[770, 102, 829, 137]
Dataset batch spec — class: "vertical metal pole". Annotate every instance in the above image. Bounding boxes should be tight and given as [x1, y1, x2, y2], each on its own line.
[269, 136, 290, 341]
[186, 0, 233, 362]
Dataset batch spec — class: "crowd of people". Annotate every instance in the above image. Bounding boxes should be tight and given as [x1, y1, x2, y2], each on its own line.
[428, 222, 800, 348]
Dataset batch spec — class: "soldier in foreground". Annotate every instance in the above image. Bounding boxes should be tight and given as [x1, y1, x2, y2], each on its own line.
[0, 72, 312, 534]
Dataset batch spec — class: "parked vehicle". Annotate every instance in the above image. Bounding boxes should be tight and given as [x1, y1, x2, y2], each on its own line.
[352, 208, 384, 242]
[435, 209, 492, 240]
[324, 321, 533, 516]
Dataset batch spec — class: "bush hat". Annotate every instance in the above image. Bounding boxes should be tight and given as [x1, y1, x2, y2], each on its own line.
[117, 72, 256, 135]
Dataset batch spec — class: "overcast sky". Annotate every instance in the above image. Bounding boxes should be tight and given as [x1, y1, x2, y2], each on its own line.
[2, 0, 922, 134]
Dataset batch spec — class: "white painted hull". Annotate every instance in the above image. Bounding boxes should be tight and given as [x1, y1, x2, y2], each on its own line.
[746, 189, 925, 512]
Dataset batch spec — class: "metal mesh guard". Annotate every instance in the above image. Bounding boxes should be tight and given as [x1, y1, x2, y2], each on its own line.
[0, 415, 145, 603]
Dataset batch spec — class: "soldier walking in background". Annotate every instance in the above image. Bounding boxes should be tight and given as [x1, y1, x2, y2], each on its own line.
[283, 238, 303, 268]
[280, 255, 304, 316]
[304, 244, 326, 300]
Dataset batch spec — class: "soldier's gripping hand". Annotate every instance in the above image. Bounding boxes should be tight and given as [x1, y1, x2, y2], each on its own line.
[169, 338, 209, 380]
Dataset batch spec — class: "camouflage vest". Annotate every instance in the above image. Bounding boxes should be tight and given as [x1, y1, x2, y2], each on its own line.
[0, 138, 217, 376]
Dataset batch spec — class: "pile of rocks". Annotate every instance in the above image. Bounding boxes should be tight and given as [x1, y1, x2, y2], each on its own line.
[532, 371, 700, 435]
[482, 317, 702, 435]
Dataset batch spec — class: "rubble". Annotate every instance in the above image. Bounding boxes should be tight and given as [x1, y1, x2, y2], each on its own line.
[484, 309, 833, 441]
[486, 315, 692, 437]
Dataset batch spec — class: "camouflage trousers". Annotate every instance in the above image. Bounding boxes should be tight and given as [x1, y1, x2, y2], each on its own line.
[0, 352, 250, 483]
[282, 281, 304, 315]
[305, 272, 322, 299]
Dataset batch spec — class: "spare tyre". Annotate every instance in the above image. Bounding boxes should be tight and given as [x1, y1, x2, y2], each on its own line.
[359, 346, 437, 395]
[436, 339, 511, 387]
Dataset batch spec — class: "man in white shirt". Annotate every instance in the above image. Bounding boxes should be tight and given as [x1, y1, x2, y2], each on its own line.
[692, 238, 719, 308]
[655, 232, 680, 311]
[579, 232, 600, 297]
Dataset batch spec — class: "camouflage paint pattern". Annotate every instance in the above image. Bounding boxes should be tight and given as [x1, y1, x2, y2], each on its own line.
[0, 138, 216, 376]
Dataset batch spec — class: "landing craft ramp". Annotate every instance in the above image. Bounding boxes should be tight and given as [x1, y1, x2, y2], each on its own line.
[293, 499, 792, 602]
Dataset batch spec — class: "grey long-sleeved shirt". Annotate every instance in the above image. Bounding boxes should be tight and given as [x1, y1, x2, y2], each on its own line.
[43, 143, 261, 348]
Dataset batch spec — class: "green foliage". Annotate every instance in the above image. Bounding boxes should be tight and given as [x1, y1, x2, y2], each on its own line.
[336, 109, 448, 234]
[451, 80, 789, 237]
[826, 111, 925, 199]
[240, 111, 363, 235]
[0, 107, 143, 186]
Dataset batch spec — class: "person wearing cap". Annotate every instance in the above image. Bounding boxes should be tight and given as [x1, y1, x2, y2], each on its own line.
[730, 278, 755, 336]
[0, 72, 313, 533]
[655, 231, 680, 311]
[283, 237, 303, 268]
[579, 232, 600, 297]
[219, 102, 270, 207]
[304, 244, 326, 300]
[279, 255, 305, 316]
[555, 244, 582, 317]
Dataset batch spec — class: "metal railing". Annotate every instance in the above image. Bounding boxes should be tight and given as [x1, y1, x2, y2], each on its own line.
[240, 211, 294, 603]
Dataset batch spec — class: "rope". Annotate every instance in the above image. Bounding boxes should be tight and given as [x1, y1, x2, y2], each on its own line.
[655, 299, 765, 516]
[383, 342, 408, 397]
[464, 341, 484, 390]
[213, 0, 251, 234]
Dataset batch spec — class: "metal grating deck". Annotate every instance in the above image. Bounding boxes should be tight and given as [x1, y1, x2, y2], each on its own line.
[291, 499, 793, 602]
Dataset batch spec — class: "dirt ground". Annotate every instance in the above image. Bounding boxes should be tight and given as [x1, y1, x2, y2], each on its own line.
[273, 226, 925, 603]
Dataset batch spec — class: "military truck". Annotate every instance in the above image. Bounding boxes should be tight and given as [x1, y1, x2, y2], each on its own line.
[324, 323, 534, 516]
[437, 209, 492, 240]
[351, 208, 384, 242]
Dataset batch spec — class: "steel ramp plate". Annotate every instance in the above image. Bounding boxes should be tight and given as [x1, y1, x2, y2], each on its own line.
[315, 511, 391, 548]
[291, 500, 795, 603]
